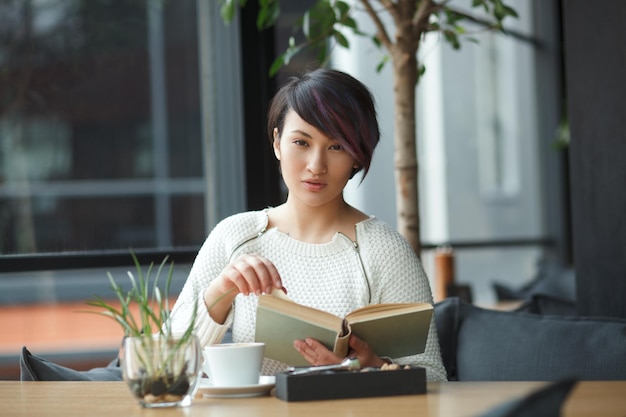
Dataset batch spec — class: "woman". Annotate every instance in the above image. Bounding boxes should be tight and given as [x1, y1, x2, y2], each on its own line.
[170, 68, 447, 381]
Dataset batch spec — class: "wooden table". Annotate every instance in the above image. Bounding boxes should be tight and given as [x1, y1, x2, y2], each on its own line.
[1, 380, 625, 417]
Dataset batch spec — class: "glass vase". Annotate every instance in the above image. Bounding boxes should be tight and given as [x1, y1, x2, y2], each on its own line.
[121, 335, 202, 408]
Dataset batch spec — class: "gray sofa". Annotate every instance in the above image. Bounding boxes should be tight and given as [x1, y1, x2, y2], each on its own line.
[434, 297, 626, 381]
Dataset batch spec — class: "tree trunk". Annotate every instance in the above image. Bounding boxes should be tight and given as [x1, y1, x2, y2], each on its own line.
[391, 22, 421, 256]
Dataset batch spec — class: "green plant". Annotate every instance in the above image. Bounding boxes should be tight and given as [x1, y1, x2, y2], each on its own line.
[86, 252, 196, 341]
[86, 252, 199, 406]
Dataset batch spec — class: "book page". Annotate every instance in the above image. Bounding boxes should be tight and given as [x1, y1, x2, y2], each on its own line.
[346, 307, 434, 358]
[345, 302, 432, 323]
[256, 295, 346, 366]
[258, 296, 343, 332]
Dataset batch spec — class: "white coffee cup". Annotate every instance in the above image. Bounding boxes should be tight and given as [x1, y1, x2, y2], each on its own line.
[202, 342, 265, 387]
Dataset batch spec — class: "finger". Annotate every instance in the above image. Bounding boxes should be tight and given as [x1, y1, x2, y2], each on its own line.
[294, 338, 341, 366]
[293, 339, 325, 365]
[348, 335, 385, 367]
[251, 255, 283, 293]
[349, 334, 369, 353]
[219, 263, 253, 295]
[229, 255, 280, 295]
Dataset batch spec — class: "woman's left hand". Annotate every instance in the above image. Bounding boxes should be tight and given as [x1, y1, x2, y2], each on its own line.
[293, 335, 387, 368]
[345, 335, 388, 368]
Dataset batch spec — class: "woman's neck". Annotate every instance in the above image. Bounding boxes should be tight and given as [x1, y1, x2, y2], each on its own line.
[268, 198, 366, 243]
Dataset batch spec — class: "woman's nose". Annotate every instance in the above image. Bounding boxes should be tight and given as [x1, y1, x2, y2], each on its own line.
[307, 149, 327, 174]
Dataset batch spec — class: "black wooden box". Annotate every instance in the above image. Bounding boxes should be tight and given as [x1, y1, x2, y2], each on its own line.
[274, 366, 426, 402]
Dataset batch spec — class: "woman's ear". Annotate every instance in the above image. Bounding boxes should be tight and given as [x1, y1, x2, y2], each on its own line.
[273, 128, 281, 160]
[350, 163, 361, 179]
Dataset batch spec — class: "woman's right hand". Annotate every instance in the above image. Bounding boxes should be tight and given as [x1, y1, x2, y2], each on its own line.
[203, 254, 282, 323]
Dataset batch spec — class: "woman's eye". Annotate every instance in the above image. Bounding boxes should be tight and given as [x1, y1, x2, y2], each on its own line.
[293, 139, 308, 146]
[329, 144, 343, 151]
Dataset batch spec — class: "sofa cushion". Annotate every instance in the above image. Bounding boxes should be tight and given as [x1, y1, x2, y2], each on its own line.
[434, 298, 626, 381]
[20, 346, 122, 381]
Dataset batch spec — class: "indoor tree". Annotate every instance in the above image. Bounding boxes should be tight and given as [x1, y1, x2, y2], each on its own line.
[220, 0, 517, 256]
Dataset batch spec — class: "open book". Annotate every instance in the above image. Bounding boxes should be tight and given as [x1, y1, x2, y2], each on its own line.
[255, 293, 433, 367]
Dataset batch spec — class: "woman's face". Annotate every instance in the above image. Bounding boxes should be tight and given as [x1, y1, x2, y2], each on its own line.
[273, 109, 357, 209]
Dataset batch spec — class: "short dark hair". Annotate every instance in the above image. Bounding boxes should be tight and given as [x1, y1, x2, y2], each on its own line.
[267, 68, 380, 179]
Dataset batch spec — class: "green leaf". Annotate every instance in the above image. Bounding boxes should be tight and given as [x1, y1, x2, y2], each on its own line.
[376, 55, 389, 73]
[371, 36, 382, 49]
[302, 9, 312, 38]
[302, 1, 336, 41]
[443, 30, 461, 50]
[493, 0, 510, 21]
[269, 55, 285, 77]
[85, 250, 196, 341]
[316, 42, 329, 64]
[257, 0, 280, 30]
[283, 43, 304, 65]
[445, 10, 462, 26]
[219, 0, 236, 24]
[333, 29, 350, 48]
[335, 0, 350, 17]
[164, 260, 174, 318]
[503, 5, 518, 18]
[477, 0, 489, 13]
[342, 16, 358, 30]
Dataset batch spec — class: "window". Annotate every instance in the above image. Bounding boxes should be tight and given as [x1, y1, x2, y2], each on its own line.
[474, 32, 522, 200]
[0, 0, 254, 379]
[0, 0, 206, 256]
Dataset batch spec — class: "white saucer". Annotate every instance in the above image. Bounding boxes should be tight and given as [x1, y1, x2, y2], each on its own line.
[197, 376, 276, 398]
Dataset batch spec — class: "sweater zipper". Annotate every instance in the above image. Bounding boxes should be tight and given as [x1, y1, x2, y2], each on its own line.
[338, 231, 372, 304]
[228, 227, 267, 261]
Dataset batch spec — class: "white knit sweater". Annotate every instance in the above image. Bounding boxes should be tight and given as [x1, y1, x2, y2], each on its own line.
[169, 209, 447, 381]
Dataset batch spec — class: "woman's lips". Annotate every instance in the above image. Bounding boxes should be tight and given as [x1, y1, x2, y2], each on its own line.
[302, 180, 326, 192]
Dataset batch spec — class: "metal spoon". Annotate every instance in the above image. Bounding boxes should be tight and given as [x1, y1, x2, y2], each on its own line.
[286, 357, 361, 375]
